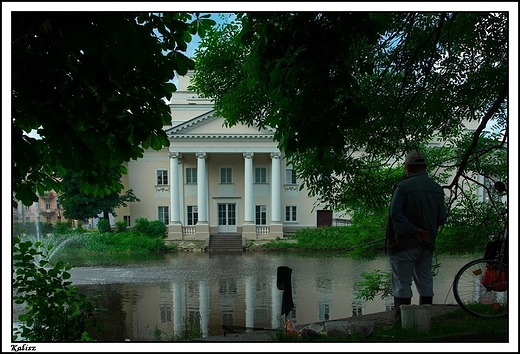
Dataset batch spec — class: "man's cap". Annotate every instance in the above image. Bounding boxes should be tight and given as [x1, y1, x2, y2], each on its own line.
[404, 150, 427, 166]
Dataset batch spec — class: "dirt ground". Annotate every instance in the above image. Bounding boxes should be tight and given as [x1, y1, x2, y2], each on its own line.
[194, 303, 462, 342]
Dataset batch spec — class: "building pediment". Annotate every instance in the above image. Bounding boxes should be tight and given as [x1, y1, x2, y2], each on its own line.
[166, 110, 275, 140]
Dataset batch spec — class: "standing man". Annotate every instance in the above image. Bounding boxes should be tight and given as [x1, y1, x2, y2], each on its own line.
[385, 150, 447, 326]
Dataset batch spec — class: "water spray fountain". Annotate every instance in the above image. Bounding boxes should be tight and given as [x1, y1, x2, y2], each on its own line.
[26, 202, 81, 263]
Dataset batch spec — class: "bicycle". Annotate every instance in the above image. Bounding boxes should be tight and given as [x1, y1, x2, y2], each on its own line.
[452, 181, 508, 318]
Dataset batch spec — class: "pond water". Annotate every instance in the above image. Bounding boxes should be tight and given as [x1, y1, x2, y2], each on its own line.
[13, 251, 475, 342]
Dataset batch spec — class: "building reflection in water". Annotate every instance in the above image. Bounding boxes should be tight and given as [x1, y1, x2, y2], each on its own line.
[62, 253, 467, 341]
[117, 275, 386, 341]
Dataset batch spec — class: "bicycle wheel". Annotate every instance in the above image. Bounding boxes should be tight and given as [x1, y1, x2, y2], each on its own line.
[453, 258, 507, 318]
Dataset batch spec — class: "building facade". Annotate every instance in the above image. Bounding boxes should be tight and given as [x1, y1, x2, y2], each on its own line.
[114, 71, 488, 242]
[115, 72, 344, 241]
[12, 190, 65, 225]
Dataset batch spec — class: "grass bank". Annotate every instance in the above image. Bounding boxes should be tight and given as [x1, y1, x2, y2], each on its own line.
[272, 308, 508, 342]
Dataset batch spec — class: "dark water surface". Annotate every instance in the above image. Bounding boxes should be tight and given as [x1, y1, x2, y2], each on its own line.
[14, 251, 474, 341]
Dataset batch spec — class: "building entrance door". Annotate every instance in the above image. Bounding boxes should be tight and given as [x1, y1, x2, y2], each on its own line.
[217, 203, 236, 233]
[317, 210, 333, 227]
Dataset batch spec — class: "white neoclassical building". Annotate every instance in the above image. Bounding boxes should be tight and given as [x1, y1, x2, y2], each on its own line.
[115, 71, 344, 242]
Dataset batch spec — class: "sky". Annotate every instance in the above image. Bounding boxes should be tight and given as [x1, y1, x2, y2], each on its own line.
[170, 13, 235, 93]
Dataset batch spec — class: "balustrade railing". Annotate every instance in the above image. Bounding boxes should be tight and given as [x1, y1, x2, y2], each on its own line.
[182, 226, 196, 235]
[256, 226, 270, 235]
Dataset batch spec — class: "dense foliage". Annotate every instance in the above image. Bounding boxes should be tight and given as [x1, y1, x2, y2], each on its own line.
[190, 12, 509, 237]
[13, 237, 100, 341]
[10, 12, 212, 341]
[132, 217, 167, 238]
[97, 219, 111, 233]
[59, 170, 139, 222]
[13, 220, 54, 237]
[262, 209, 388, 259]
[12, 12, 216, 207]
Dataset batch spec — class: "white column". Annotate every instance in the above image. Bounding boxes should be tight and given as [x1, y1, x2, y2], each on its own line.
[243, 152, 254, 224]
[270, 152, 282, 223]
[173, 282, 182, 336]
[169, 151, 181, 224]
[199, 280, 210, 338]
[196, 152, 208, 224]
[245, 276, 255, 331]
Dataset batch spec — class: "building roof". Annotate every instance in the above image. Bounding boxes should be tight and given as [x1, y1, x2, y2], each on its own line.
[166, 110, 276, 141]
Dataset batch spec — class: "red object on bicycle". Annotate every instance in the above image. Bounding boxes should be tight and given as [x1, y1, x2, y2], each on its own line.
[481, 267, 507, 292]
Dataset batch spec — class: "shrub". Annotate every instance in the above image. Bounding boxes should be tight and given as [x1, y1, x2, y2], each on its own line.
[75, 224, 86, 233]
[13, 221, 38, 237]
[147, 220, 167, 238]
[133, 217, 150, 234]
[41, 222, 54, 234]
[114, 220, 128, 233]
[133, 218, 166, 238]
[53, 221, 72, 235]
[13, 222, 25, 236]
[97, 219, 111, 233]
[12, 236, 99, 341]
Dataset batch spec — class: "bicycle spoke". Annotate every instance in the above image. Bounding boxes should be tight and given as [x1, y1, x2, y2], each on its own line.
[453, 259, 507, 318]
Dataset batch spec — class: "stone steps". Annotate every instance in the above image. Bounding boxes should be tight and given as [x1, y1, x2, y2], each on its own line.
[208, 234, 244, 251]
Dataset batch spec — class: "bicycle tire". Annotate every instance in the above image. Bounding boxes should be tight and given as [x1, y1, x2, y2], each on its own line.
[453, 258, 507, 318]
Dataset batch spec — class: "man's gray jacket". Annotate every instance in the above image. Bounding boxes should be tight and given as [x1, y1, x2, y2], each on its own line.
[385, 172, 447, 254]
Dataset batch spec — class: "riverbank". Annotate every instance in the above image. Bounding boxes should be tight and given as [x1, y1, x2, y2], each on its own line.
[171, 239, 297, 252]
[195, 304, 465, 342]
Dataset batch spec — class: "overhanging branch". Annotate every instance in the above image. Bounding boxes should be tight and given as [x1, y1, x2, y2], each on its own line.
[448, 81, 508, 191]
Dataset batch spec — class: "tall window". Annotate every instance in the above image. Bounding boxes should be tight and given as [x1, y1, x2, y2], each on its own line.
[45, 199, 51, 211]
[186, 167, 197, 183]
[285, 205, 297, 222]
[187, 206, 198, 225]
[158, 206, 169, 225]
[220, 167, 232, 183]
[255, 167, 267, 183]
[160, 305, 172, 323]
[124, 215, 131, 226]
[157, 170, 168, 185]
[318, 303, 330, 321]
[352, 300, 364, 316]
[255, 205, 267, 225]
[285, 168, 297, 184]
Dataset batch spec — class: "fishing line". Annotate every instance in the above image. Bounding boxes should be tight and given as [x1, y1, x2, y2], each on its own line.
[330, 237, 385, 257]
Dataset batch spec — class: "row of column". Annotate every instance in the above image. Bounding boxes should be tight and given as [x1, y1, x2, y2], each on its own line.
[168, 151, 282, 226]
[172, 277, 282, 337]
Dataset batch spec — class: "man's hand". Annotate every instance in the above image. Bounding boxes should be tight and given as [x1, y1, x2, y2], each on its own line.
[414, 228, 430, 243]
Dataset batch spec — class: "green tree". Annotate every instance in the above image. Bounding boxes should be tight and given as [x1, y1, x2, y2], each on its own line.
[12, 12, 216, 207]
[190, 12, 508, 217]
[10, 12, 215, 341]
[59, 170, 139, 222]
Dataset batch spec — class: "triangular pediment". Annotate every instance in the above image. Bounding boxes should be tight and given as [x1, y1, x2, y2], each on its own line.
[166, 110, 275, 139]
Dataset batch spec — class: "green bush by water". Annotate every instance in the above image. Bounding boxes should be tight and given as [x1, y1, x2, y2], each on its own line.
[13, 221, 55, 236]
[22, 218, 176, 265]
[262, 225, 385, 259]
[13, 237, 100, 341]
[58, 231, 168, 254]
[133, 217, 167, 238]
[114, 220, 128, 233]
[97, 219, 111, 233]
